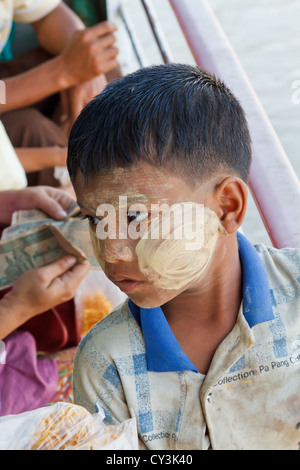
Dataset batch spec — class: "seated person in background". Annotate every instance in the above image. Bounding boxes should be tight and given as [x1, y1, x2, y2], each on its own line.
[0, 0, 119, 186]
[67, 64, 300, 450]
[0, 186, 90, 340]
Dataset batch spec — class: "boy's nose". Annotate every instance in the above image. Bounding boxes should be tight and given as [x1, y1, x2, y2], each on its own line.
[97, 238, 135, 264]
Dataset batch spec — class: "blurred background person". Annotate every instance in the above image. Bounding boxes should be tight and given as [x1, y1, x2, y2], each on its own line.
[0, 0, 119, 187]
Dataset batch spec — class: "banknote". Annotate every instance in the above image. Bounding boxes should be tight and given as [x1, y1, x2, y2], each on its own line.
[1, 207, 98, 268]
[0, 224, 88, 289]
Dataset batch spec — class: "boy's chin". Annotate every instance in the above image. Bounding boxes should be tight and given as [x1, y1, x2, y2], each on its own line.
[127, 287, 179, 310]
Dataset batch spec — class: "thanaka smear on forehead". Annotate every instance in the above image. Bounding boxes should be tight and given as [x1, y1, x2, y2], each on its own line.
[75, 165, 201, 215]
[78, 195, 150, 211]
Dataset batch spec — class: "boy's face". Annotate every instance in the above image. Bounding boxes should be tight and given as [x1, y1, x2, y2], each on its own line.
[73, 163, 225, 308]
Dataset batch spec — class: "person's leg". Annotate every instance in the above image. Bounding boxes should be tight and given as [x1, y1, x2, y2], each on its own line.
[0, 47, 60, 117]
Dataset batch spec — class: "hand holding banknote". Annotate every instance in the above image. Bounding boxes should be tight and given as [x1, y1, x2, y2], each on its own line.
[0, 186, 76, 225]
[0, 186, 91, 340]
[0, 255, 90, 340]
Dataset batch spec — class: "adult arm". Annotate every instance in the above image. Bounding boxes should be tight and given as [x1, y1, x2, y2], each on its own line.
[0, 3, 118, 114]
[15, 147, 67, 173]
[31, 2, 85, 55]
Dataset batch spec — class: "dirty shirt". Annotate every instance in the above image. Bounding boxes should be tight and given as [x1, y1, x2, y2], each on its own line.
[73, 233, 300, 450]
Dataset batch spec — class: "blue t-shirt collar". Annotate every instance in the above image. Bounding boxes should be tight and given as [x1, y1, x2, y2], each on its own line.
[128, 232, 274, 373]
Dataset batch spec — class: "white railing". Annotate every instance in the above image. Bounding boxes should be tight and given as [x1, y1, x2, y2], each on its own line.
[112, 0, 300, 249]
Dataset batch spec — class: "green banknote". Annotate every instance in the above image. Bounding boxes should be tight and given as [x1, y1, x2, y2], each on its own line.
[0, 223, 88, 289]
[1, 208, 98, 268]
[0, 206, 99, 289]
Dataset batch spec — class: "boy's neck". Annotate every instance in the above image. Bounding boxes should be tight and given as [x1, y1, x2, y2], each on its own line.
[163, 235, 242, 321]
[161, 235, 242, 373]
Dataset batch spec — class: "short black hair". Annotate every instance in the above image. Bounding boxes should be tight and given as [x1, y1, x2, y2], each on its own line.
[67, 63, 252, 184]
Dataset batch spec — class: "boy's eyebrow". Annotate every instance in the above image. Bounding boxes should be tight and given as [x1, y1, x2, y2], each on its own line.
[77, 195, 150, 212]
[112, 195, 150, 206]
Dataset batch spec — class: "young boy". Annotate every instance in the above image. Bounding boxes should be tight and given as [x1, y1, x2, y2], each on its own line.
[67, 64, 300, 450]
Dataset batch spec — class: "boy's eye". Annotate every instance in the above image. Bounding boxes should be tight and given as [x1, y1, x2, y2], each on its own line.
[82, 211, 149, 231]
[81, 214, 99, 227]
[127, 211, 148, 223]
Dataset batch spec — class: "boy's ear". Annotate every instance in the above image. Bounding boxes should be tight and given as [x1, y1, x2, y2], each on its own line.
[214, 177, 248, 234]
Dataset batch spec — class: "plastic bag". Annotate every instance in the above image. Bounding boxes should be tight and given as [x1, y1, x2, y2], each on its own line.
[75, 269, 127, 313]
[0, 402, 139, 450]
[74, 269, 127, 335]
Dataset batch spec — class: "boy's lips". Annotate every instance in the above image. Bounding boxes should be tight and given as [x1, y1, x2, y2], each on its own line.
[107, 274, 146, 293]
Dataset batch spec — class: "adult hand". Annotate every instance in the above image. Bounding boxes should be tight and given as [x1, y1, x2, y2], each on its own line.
[59, 75, 107, 132]
[0, 256, 90, 339]
[9, 255, 90, 316]
[0, 186, 76, 225]
[58, 22, 119, 89]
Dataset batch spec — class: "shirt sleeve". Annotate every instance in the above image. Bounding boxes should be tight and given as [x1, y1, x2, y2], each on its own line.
[73, 334, 131, 426]
[13, 0, 61, 24]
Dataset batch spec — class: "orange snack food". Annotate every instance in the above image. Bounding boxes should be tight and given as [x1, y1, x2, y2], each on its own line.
[30, 404, 94, 450]
[80, 292, 112, 336]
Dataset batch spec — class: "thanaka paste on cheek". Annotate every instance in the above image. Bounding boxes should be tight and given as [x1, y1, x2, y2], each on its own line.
[135, 204, 227, 290]
[89, 226, 135, 268]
